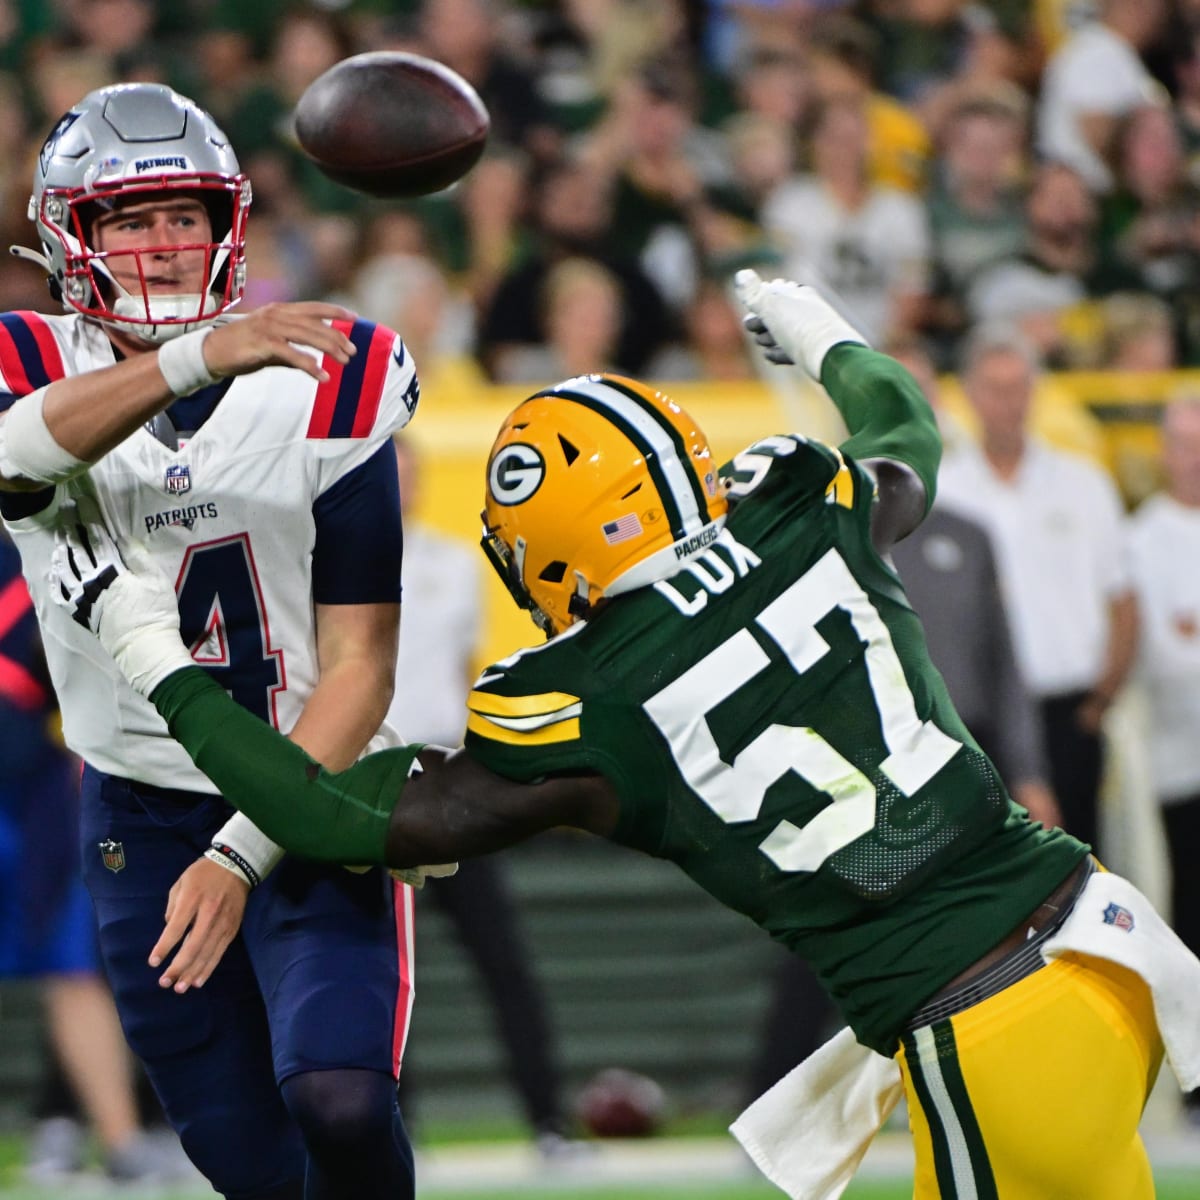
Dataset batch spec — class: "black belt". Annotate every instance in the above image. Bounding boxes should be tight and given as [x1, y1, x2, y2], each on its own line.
[907, 857, 1093, 1029]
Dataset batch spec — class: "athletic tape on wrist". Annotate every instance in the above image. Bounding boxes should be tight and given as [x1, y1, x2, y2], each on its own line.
[157, 328, 217, 397]
[212, 811, 286, 884]
[0, 388, 87, 484]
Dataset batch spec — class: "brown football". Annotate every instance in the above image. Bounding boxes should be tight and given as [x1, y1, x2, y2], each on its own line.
[575, 1068, 666, 1138]
[294, 51, 490, 198]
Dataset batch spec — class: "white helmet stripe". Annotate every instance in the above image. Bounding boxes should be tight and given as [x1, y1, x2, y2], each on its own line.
[557, 377, 706, 535]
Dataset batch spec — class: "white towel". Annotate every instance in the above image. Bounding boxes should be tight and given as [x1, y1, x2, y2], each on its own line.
[730, 869, 1200, 1199]
[729, 1025, 903, 1200]
[1041, 868, 1200, 1090]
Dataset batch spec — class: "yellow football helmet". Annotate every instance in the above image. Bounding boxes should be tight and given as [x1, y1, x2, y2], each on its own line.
[482, 374, 728, 636]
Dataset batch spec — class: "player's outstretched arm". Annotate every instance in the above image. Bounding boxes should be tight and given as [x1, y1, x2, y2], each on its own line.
[0, 302, 358, 491]
[734, 269, 941, 550]
[152, 668, 619, 867]
[50, 515, 620, 869]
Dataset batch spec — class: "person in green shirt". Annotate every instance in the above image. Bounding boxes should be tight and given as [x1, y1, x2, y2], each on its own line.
[53, 271, 1192, 1199]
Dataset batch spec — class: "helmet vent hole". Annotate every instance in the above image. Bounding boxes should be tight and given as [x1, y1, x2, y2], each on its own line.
[538, 561, 568, 583]
[557, 435, 579, 465]
[620, 483, 642, 499]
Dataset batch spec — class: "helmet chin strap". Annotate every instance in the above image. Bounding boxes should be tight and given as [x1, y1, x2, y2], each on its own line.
[109, 291, 224, 343]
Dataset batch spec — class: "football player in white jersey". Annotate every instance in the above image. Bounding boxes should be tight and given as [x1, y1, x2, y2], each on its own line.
[0, 83, 419, 1199]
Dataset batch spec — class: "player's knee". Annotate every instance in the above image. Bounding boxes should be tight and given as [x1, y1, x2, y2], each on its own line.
[281, 1068, 399, 1151]
[174, 1113, 303, 1198]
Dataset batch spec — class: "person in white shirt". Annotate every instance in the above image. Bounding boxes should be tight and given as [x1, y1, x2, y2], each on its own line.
[761, 97, 930, 346]
[1126, 394, 1200, 1125]
[1036, 0, 1168, 193]
[937, 324, 1138, 857]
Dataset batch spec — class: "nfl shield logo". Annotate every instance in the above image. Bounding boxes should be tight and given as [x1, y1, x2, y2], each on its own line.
[164, 463, 191, 495]
[99, 839, 126, 874]
[1102, 902, 1134, 932]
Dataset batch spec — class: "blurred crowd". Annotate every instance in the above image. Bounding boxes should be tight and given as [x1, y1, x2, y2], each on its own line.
[0, 0, 1198, 386]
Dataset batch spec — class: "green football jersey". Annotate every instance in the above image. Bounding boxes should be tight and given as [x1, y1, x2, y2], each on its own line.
[464, 434, 1087, 1053]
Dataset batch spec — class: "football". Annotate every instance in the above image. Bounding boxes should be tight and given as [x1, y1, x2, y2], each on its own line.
[575, 1068, 666, 1138]
[294, 51, 490, 198]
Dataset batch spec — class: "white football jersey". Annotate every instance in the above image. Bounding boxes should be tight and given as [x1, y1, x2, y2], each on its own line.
[1, 309, 417, 790]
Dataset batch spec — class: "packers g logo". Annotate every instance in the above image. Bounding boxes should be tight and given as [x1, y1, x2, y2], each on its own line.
[489, 444, 545, 506]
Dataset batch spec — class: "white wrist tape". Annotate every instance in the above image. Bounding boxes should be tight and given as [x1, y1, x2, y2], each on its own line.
[111, 623, 197, 699]
[157, 328, 218, 397]
[92, 570, 195, 698]
[0, 388, 88, 484]
[212, 810, 285, 886]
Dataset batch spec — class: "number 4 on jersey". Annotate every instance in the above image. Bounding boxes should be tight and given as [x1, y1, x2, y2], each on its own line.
[176, 535, 284, 724]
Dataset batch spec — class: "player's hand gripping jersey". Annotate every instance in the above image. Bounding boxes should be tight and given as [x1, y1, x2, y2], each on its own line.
[1, 309, 418, 788]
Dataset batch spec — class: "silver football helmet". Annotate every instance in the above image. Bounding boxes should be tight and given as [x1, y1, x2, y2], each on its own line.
[15, 83, 251, 343]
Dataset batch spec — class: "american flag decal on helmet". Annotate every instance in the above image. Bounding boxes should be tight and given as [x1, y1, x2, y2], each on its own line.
[603, 513, 643, 544]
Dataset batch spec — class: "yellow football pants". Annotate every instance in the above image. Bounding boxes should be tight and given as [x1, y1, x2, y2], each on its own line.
[897, 952, 1163, 1199]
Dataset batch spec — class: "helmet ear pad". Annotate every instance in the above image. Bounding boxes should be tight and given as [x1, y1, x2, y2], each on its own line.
[482, 374, 728, 636]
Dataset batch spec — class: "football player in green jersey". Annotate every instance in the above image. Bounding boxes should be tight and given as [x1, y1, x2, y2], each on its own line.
[53, 271, 1198, 1199]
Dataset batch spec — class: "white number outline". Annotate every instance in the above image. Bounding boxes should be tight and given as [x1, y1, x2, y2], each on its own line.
[643, 548, 961, 872]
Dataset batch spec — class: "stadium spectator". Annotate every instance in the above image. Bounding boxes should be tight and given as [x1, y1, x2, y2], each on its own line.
[870, 0, 1023, 123]
[223, 6, 361, 215]
[965, 161, 1143, 366]
[350, 253, 485, 395]
[887, 338, 1059, 827]
[937, 324, 1138, 857]
[477, 157, 674, 380]
[762, 97, 931, 346]
[417, 0, 560, 165]
[577, 59, 733, 308]
[807, 15, 932, 194]
[493, 257, 624, 384]
[726, 43, 812, 131]
[1126, 392, 1200, 1125]
[1101, 103, 1200, 362]
[1035, 0, 1168, 194]
[924, 88, 1029, 355]
[1101, 292, 1180, 372]
[1171, 28, 1200, 188]
[651, 277, 757, 381]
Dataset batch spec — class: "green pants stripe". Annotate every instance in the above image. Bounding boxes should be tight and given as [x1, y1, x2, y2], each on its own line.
[903, 1021, 999, 1200]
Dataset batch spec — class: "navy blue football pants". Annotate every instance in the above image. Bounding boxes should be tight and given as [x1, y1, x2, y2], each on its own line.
[80, 767, 415, 1199]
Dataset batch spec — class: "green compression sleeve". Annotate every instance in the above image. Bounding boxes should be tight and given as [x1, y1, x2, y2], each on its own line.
[821, 343, 942, 511]
[150, 667, 418, 865]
